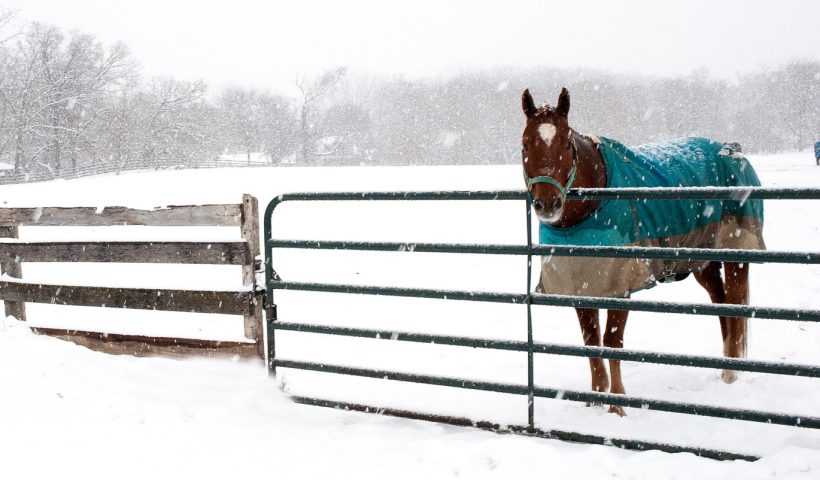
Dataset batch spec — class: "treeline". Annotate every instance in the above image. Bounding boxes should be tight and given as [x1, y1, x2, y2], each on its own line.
[0, 18, 817, 180]
[0, 19, 294, 177]
[333, 64, 817, 166]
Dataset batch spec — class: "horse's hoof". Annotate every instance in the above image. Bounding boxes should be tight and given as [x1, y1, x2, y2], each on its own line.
[608, 405, 626, 417]
[721, 369, 738, 384]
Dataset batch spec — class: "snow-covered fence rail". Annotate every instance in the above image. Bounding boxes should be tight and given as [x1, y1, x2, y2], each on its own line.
[0, 194, 264, 358]
[263, 188, 820, 461]
[0, 158, 274, 185]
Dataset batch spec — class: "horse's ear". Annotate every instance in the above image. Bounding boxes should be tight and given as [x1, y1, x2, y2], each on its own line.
[557, 87, 570, 117]
[522, 89, 537, 118]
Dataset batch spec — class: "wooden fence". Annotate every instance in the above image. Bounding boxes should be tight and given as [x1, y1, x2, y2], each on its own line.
[0, 194, 264, 358]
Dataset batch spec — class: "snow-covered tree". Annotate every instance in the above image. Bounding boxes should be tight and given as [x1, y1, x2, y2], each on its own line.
[215, 87, 296, 164]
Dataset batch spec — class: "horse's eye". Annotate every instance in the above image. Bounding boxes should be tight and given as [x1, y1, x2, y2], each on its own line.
[522, 144, 528, 152]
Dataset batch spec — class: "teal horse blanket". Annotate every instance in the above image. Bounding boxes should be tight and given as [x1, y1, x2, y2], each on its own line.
[538, 136, 765, 298]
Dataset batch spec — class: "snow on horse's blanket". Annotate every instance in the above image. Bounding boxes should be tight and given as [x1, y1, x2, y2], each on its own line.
[538, 136, 765, 298]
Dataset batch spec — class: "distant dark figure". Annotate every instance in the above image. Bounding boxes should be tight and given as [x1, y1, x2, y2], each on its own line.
[815, 140, 820, 166]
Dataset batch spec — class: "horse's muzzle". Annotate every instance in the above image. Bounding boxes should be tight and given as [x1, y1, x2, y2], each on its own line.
[532, 196, 564, 223]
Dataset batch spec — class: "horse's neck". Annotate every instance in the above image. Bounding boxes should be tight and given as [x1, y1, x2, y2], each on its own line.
[573, 131, 606, 190]
[555, 131, 606, 227]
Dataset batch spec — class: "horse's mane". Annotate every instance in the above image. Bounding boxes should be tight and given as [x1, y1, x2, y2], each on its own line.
[534, 104, 557, 116]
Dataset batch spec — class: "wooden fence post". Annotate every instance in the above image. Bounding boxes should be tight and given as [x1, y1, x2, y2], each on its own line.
[0, 225, 26, 321]
[241, 194, 263, 357]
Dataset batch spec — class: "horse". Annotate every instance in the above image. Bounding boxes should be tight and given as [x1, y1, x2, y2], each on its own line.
[521, 88, 765, 416]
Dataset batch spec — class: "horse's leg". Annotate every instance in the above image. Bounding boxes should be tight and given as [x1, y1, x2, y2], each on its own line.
[694, 261, 750, 382]
[603, 309, 628, 416]
[575, 308, 609, 400]
[693, 261, 726, 304]
[693, 262, 737, 381]
[721, 262, 750, 383]
[694, 261, 728, 340]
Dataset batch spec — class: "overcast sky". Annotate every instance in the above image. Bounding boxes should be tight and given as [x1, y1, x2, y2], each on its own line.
[2, 0, 817, 96]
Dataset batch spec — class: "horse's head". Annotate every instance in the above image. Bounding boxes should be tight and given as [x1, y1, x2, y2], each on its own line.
[521, 87, 576, 224]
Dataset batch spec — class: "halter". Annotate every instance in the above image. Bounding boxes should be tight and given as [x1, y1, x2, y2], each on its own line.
[523, 133, 579, 196]
[526, 164, 577, 196]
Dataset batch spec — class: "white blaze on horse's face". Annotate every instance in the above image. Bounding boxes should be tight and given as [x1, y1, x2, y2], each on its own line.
[538, 124, 557, 147]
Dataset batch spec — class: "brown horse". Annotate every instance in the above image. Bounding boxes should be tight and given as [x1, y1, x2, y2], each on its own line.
[521, 88, 765, 415]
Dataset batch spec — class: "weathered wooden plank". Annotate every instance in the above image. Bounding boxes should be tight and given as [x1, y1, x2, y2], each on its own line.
[241, 194, 264, 356]
[0, 204, 242, 227]
[33, 328, 259, 359]
[0, 281, 252, 315]
[0, 241, 251, 265]
[0, 226, 26, 320]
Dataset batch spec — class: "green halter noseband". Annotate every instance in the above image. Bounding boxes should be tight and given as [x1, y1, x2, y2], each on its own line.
[523, 134, 579, 196]
[525, 164, 577, 196]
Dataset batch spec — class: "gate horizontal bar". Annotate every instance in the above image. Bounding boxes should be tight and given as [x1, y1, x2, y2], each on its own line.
[289, 395, 759, 462]
[568, 186, 820, 200]
[268, 190, 528, 206]
[266, 187, 820, 209]
[273, 359, 820, 428]
[267, 239, 820, 264]
[269, 280, 820, 322]
[272, 322, 820, 377]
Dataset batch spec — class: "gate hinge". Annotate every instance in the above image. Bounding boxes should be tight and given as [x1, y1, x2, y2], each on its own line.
[266, 304, 278, 323]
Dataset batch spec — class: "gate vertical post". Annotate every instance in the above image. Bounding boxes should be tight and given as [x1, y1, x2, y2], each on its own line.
[263, 197, 279, 377]
[0, 225, 26, 321]
[241, 194, 264, 358]
[266, 303, 277, 377]
[525, 199, 535, 431]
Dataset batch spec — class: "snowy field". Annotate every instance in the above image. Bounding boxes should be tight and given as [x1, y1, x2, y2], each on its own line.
[1, 150, 819, 479]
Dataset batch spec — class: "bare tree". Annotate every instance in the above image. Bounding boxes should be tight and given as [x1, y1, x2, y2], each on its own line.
[295, 67, 345, 165]
[130, 77, 218, 169]
[0, 22, 135, 176]
[216, 87, 296, 164]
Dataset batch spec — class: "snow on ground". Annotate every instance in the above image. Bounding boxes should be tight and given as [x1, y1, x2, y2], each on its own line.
[1, 150, 819, 479]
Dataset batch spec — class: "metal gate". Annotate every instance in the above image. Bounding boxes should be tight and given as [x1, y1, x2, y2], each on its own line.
[263, 187, 820, 461]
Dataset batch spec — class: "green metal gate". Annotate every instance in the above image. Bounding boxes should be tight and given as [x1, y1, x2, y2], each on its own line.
[263, 187, 820, 461]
